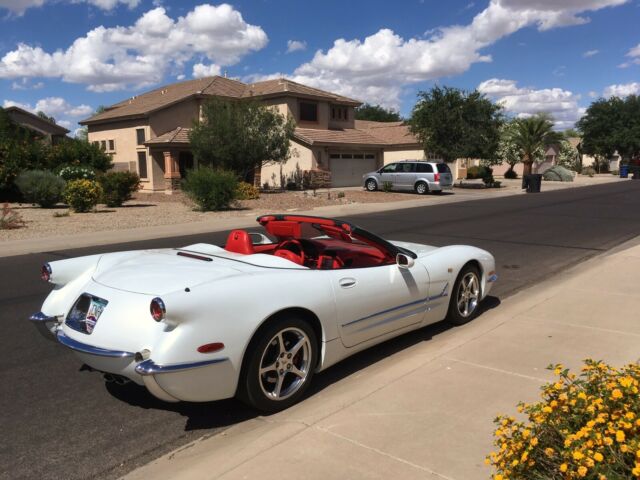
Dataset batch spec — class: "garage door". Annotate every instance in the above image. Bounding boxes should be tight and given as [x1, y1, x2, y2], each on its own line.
[329, 153, 378, 187]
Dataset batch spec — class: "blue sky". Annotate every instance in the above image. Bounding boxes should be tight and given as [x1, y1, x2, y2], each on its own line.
[0, 0, 638, 133]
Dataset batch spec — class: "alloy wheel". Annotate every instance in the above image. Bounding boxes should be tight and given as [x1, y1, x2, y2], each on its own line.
[258, 327, 311, 401]
[456, 272, 479, 318]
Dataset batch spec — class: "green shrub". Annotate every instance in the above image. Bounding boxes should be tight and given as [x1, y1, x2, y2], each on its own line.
[64, 179, 103, 213]
[57, 164, 96, 181]
[182, 168, 237, 211]
[582, 166, 596, 177]
[611, 170, 619, 176]
[0, 203, 25, 229]
[15, 170, 66, 207]
[382, 181, 393, 192]
[504, 168, 518, 179]
[543, 165, 575, 182]
[98, 171, 140, 207]
[235, 182, 260, 200]
[467, 165, 490, 179]
[337, 191, 345, 199]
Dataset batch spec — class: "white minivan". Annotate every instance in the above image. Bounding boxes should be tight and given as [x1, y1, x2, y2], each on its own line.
[363, 161, 454, 194]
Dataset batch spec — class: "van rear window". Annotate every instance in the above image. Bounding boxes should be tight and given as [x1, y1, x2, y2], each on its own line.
[436, 163, 451, 173]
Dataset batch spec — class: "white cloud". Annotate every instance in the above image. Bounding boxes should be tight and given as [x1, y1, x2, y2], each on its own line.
[0, 0, 139, 15]
[286, 40, 307, 53]
[603, 82, 640, 97]
[583, 49, 600, 57]
[192, 63, 221, 78]
[588, 90, 598, 98]
[0, 4, 268, 91]
[478, 78, 585, 129]
[270, 0, 628, 108]
[618, 43, 640, 67]
[3, 97, 93, 120]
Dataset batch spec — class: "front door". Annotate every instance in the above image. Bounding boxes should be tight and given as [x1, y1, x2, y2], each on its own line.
[178, 152, 194, 178]
[332, 263, 430, 347]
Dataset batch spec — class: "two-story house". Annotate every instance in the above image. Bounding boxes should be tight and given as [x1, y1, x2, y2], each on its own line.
[80, 76, 428, 192]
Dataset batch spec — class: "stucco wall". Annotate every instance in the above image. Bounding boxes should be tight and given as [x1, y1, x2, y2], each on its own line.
[260, 140, 314, 188]
[149, 99, 199, 138]
[87, 119, 158, 189]
[383, 149, 426, 164]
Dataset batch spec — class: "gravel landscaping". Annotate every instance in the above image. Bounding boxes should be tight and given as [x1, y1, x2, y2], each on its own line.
[0, 189, 414, 241]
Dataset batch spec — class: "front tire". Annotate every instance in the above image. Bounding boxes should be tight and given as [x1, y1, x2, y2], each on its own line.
[415, 181, 429, 195]
[446, 264, 481, 326]
[365, 179, 378, 191]
[238, 315, 318, 412]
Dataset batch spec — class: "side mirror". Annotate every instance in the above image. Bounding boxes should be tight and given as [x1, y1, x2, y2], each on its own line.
[396, 253, 415, 269]
[249, 233, 271, 245]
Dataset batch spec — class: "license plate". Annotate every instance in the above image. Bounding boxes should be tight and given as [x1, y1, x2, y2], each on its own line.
[66, 294, 108, 335]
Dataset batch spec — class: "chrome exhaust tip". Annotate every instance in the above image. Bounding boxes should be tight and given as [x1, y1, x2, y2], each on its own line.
[134, 349, 151, 362]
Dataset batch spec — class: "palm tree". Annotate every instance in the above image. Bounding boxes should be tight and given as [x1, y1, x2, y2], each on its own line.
[510, 115, 562, 176]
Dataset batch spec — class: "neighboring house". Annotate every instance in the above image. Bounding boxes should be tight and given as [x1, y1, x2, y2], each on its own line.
[80, 76, 439, 192]
[5, 106, 69, 144]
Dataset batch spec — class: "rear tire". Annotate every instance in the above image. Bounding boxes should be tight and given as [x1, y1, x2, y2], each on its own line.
[237, 314, 318, 412]
[365, 179, 378, 191]
[446, 264, 481, 326]
[415, 181, 429, 195]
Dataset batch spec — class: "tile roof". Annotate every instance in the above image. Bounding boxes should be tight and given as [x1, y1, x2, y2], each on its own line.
[243, 78, 360, 105]
[5, 106, 70, 135]
[293, 127, 388, 147]
[81, 76, 361, 125]
[145, 127, 191, 145]
[354, 120, 420, 147]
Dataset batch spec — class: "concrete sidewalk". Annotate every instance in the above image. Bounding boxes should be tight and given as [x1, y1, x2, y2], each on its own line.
[0, 174, 625, 258]
[123, 237, 640, 480]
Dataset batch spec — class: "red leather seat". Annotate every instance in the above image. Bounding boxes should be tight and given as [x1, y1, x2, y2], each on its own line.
[225, 230, 254, 255]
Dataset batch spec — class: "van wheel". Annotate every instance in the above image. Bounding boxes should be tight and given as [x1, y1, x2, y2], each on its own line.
[415, 182, 429, 195]
[365, 179, 378, 191]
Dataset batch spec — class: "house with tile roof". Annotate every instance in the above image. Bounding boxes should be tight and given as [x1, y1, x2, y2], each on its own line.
[80, 76, 434, 192]
[5, 106, 69, 144]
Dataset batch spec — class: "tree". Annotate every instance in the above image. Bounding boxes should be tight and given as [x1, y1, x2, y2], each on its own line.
[409, 86, 502, 162]
[189, 98, 295, 180]
[577, 95, 640, 163]
[510, 114, 562, 176]
[556, 139, 580, 172]
[37, 111, 56, 124]
[355, 104, 402, 122]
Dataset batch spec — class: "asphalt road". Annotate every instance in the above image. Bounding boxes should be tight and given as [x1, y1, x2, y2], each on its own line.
[2, 181, 639, 480]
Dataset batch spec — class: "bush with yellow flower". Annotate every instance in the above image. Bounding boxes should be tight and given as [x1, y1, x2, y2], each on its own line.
[487, 359, 640, 479]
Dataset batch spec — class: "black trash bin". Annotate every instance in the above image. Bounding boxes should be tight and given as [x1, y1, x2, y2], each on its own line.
[522, 174, 542, 193]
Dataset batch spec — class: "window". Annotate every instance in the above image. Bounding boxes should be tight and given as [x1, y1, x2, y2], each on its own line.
[340, 153, 353, 159]
[329, 154, 340, 159]
[353, 154, 364, 159]
[136, 128, 146, 145]
[108, 140, 115, 151]
[331, 106, 349, 121]
[365, 154, 375, 159]
[137, 151, 148, 178]
[380, 164, 397, 173]
[399, 163, 414, 173]
[100, 140, 106, 151]
[436, 163, 451, 173]
[416, 163, 433, 173]
[299, 102, 318, 122]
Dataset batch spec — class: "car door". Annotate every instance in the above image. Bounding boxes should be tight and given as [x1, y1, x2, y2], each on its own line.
[395, 162, 416, 190]
[378, 163, 397, 187]
[331, 262, 430, 348]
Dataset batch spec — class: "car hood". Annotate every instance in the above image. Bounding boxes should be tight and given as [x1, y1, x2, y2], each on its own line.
[92, 250, 247, 295]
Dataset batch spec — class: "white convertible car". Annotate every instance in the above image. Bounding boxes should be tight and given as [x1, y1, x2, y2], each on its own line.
[31, 214, 496, 411]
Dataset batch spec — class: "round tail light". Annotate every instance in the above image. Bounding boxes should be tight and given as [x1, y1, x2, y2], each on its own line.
[41, 263, 52, 282]
[150, 297, 166, 322]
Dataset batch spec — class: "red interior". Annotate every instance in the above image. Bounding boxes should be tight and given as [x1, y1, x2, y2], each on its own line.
[224, 216, 395, 269]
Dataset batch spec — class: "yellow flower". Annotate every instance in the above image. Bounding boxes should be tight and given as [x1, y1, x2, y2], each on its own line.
[495, 475, 504, 480]
[573, 451, 584, 461]
[577, 466, 588, 477]
[530, 437, 538, 447]
[542, 406, 553, 413]
[578, 392, 587, 400]
[621, 445, 629, 453]
[616, 430, 626, 442]
[604, 437, 613, 446]
[560, 463, 568, 472]
[544, 448, 554, 457]
[619, 376, 633, 388]
[611, 389, 623, 400]
[522, 429, 530, 439]
[594, 452, 604, 462]
[633, 467, 640, 477]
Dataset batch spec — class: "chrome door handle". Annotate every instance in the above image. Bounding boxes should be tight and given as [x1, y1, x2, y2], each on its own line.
[339, 278, 356, 288]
